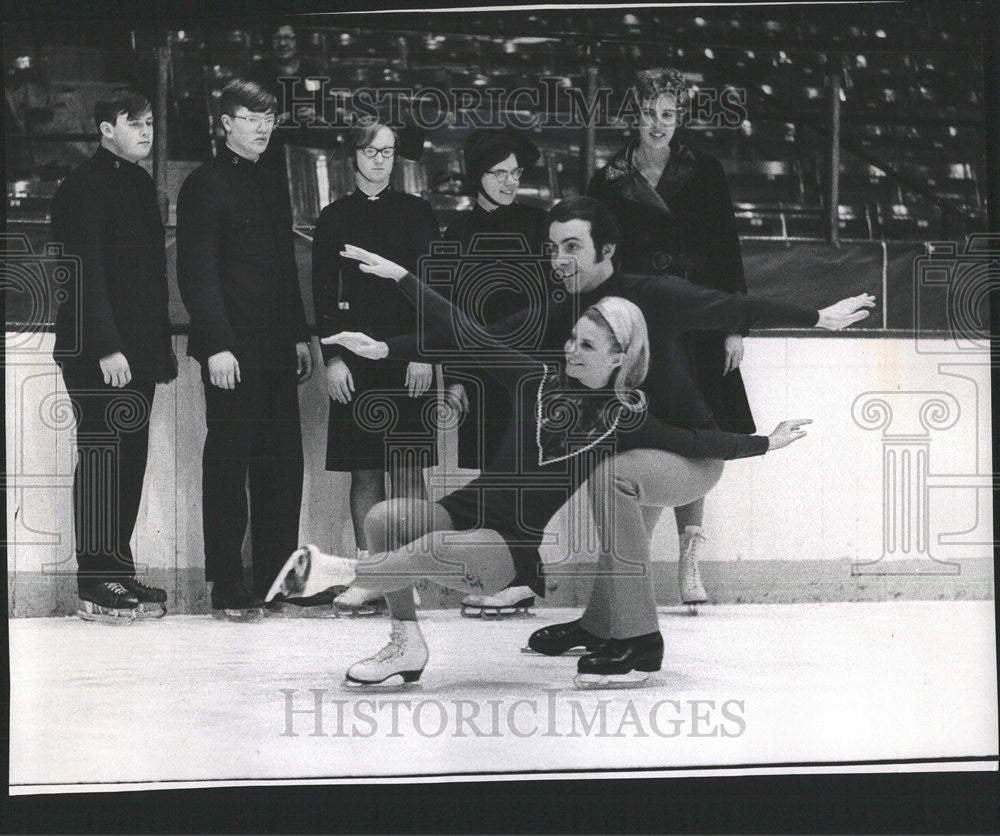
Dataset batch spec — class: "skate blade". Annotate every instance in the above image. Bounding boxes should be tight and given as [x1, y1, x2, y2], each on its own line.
[520, 646, 589, 656]
[335, 604, 381, 617]
[481, 607, 535, 619]
[573, 670, 654, 690]
[460, 606, 483, 618]
[133, 603, 167, 620]
[683, 603, 704, 615]
[77, 605, 135, 625]
[341, 671, 423, 691]
[269, 600, 340, 619]
[211, 608, 264, 623]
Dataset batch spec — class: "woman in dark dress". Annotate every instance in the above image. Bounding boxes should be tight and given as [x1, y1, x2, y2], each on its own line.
[441, 127, 550, 617]
[310, 115, 439, 617]
[588, 67, 750, 608]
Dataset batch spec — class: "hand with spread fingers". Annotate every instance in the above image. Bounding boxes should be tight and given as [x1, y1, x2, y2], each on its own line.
[817, 294, 877, 330]
[339, 244, 408, 281]
[767, 419, 812, 450]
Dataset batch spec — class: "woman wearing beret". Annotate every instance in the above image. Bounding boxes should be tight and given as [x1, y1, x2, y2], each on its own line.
[308, 114, 439, 618]
[442, 127, 551, 618]
[588, 67, 752, 609]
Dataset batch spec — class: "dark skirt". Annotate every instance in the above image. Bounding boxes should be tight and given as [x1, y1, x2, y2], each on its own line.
[325, 355, 439, 471]
[453, 372, 514, 470]
[682, 331, 756, 434]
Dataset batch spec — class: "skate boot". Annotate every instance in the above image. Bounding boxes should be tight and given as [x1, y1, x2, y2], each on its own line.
[332, 584, 384, 617]
[264, 545, 357, 604]
[678, 525, 708, 613]
[343, 619, 428, 689]
[77, 581, 139, 624]
[119, 576, 167, 620]
[574, 631, 664, 689]
[462, 584, 535, 619]
[522, 618, 604, 656]
[211, 579, 265, 623]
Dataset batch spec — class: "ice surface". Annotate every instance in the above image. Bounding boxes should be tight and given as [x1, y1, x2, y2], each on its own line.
[9, 601, 998, 790]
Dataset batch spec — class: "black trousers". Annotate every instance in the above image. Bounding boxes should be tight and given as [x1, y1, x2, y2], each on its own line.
[63, 366, 156, 590]
[202, 365, 304, 598]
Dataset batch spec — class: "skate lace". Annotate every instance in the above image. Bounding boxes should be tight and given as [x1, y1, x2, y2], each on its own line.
[681, 531, 706, 560]
[107, 582, 130, 594]
[367, 630, 406, 663]
[125, 578, 156, 593]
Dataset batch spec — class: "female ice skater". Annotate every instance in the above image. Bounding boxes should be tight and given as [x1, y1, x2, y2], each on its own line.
[267, 242, 870, 688]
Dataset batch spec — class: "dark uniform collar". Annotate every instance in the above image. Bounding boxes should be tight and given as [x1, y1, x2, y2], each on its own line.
[221, 147, 259, 168]
[94, 144, 139, 170]
[352, 184, 393, 201]
[578, 269, 622, 303]
[473, 199, 515, 215]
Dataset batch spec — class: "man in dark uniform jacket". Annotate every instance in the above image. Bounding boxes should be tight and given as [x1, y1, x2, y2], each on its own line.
[51, 89, 176, 621]
[177, 78, 313, 620]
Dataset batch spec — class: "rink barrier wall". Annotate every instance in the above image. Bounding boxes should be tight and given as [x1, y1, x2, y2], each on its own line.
[6, 331, 994, 617]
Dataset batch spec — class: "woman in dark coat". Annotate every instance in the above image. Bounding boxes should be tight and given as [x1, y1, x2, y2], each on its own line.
[441, 127, 550, 617]
[588, 67, 751, 607]
[311, 114, 438, 617]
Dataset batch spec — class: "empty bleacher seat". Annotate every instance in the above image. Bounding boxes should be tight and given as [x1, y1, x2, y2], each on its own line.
[721, 159, 804, 206]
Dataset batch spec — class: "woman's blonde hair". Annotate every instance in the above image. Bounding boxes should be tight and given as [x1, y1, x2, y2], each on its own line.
[581, 296, 649, 408]
[631, 67, 691, 115]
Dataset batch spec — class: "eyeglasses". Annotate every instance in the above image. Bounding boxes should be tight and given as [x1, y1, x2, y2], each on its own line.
[232, 114, 276, 129]
[359, 146, 396, 159]
[485, 167, 524, 182]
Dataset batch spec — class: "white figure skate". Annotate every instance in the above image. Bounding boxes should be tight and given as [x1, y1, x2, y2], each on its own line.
[678, 525, 708, 614]
[461, 585, 535, 619]
[343, 619, 428, 689]
[264, 545, 357, 604]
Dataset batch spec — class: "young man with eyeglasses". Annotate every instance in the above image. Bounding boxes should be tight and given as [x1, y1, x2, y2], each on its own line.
[177, 78, 313, 621]
[52, 89, 177, 622]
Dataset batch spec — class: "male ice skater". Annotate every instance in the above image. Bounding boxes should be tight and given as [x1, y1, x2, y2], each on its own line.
[51, 89, 176, 622]
[177, 78, 313, 621]
[523, 197, 873, 685]
[413, 195, 873, 685]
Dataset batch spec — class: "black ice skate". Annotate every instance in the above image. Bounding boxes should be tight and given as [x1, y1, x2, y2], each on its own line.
[211, 579, 264, 623]
[522, 619, 604, 656]
[119, 576, 167, 620]
[461, 585, 535, 619]
[77, 581, 140, 624]
[574, 631, 664, 689]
